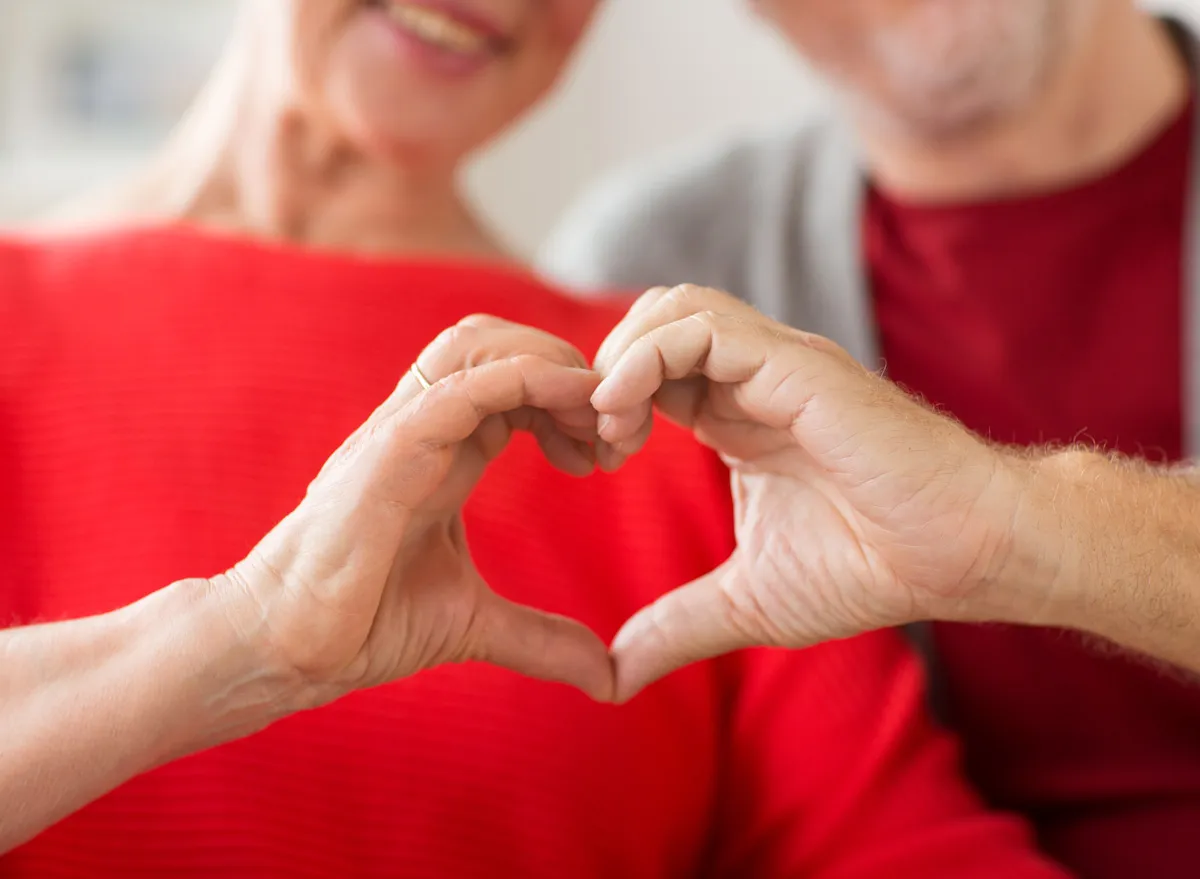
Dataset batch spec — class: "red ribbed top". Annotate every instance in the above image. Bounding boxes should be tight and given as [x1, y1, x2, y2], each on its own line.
[0, 227, 1067, 878]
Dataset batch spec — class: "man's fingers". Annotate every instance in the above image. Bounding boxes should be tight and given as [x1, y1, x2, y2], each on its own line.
[592, 285, 745, 449]
[593, 312, 786, 443]
[522, 408, 598, 477]
[609, 561, 760, 703]
[594, 284, 755, 377]
[651, 377, 709, 428]
[592, 285, 673, 373]
[473, 591, 616, 702]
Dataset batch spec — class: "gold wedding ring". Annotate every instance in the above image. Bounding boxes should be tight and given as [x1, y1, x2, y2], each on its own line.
[410, 362, 433, 391]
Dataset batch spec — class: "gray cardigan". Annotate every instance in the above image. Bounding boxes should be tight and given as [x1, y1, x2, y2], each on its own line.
[539, 21, 1199, 461]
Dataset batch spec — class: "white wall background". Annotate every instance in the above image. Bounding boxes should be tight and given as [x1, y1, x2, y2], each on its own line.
[467, 0, 822, 255]
[2, 0, 1198, 254]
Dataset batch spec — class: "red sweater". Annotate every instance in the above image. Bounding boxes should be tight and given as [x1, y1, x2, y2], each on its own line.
[866, 96, 1195, 878]
[0, 227, 1066, 878]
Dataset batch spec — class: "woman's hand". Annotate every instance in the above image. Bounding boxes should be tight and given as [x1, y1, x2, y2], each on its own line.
[0, 318, 619, 851]
[218, 316, 616, 706]
[592, 286, 1023, 701]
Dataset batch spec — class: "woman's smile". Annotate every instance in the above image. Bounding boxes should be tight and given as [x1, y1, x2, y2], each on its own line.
[369, 0, 512, 74]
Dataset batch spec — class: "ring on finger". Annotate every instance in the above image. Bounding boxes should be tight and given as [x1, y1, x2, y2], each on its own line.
[410, 362, 434, 391]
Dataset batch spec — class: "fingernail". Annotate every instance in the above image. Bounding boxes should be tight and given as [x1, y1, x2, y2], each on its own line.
[591, 379, 611, 409]
[596, 441, 623, 473]
[597, 414, 614, 439]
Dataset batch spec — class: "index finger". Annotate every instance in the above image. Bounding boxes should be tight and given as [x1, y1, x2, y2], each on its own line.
[369, 317, 592, 434]
[591, 286, 758, 460]
[337, 357, 600, 514]
[593, 310, 795, 447]
[593, 285, 754, 377]
[394, 355, 602, 450]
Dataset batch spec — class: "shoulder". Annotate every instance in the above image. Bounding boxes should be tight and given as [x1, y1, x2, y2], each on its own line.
[0, 235, 34, 297]
[0, 226, 181, 326]
[0, 225, 177, 294]
[538, 112, 843, 295]
[0, 232, 62, 341]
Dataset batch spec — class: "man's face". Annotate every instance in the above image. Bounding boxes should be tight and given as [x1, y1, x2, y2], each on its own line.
[754, 0, 1095, 137]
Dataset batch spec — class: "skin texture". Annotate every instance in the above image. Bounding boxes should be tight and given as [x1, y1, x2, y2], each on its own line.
[0, 321, 617, 852]
[590, 286, 1200, 701]
[751, 0, 1187, 201]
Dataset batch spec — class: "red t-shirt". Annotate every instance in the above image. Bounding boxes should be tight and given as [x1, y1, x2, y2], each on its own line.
[0, 227, 1066, 878]
[866, 98, 1195, 878]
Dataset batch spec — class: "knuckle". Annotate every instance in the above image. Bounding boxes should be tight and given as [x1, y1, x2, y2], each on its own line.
[553, 340, 588, 368]
[429, 324, 477, 361]
[638, 285, 673, 306]
[427, 324, 487, 376]
[524, 330, 585, 367]
[664, 283, 702, 308]
[442, 324, 477, 351]
[427, 371, 487, 420]
[668, 283, 727, 312]
[507, 352, 542, 372]
[437, 368, 471, 391]
[457, 313, 503, 329]
[799, 329, 855, 364]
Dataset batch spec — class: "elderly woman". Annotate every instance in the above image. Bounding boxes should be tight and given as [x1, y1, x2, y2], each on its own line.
[0, 1, 1068, 877]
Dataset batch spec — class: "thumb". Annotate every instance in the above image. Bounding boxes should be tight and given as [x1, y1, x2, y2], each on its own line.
[610, 560, 758, 703]
[471, 590, 617, 703]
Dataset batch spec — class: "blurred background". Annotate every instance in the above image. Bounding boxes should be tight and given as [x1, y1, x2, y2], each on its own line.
[0, 0, 1196, 256]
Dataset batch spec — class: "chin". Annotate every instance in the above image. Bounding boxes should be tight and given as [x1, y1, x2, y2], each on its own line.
[852, 0, 1068, 139]
[333, 98, 490, 167]
[865, 73, 1043, 141]
[317, 1, 561, 167]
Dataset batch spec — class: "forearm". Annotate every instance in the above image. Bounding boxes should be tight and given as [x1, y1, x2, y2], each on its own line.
[0, 578, 305, 852]
[991, 449, 1200, 670]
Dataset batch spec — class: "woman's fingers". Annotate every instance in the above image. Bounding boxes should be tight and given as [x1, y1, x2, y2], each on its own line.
[401, 356, 600, 446]
[414, 319, 598, 472]
[356, 357, 600, 511]
[420, 318, 591, 391]
[471, 590, 616, 702]
[367, 317, 593, 430]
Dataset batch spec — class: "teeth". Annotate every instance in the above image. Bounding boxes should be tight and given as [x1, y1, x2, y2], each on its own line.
[386, 3, 490, 54]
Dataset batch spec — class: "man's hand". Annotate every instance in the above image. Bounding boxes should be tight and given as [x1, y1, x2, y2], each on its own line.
[592, 285, 1030, 701]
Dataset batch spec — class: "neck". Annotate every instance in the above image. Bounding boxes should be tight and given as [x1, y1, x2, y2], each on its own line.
[857, 8, 1189, 203]
[52, 14, 507, 261]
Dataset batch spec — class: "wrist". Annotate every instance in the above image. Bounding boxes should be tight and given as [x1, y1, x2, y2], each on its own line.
[986, 449, 1200, 669]
[956, 447, 1083, 627]
[976, 447, 1173, 630]
[118, 577, 317, 764]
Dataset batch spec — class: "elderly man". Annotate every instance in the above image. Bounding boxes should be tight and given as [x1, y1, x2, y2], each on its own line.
[542, 1, 1200, 876]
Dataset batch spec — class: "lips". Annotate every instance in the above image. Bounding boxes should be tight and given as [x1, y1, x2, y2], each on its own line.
[377, 1, 508, 56]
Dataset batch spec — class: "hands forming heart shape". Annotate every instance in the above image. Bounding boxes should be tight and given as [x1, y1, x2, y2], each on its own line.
[219, 286, 1019, 707]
